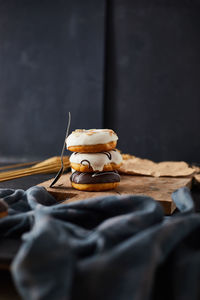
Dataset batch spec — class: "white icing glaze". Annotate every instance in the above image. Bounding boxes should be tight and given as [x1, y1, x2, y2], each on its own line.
[66, 129, 118, 147]
[71, 168, 76, 173]
[69, 150, 122, 171]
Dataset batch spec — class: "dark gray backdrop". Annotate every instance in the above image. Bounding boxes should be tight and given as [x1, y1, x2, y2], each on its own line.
[0, 0, 105, 159]
[0, 0, 200, 162]
[105, 0, 200, 162]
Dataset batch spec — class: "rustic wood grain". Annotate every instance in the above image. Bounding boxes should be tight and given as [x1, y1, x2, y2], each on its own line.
[38, 174, 192, 215]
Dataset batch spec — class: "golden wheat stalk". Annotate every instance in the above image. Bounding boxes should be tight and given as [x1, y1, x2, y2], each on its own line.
[0, 156, 70, 182]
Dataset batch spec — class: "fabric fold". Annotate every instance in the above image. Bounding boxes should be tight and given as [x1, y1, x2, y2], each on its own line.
[0, 185, 199, 300]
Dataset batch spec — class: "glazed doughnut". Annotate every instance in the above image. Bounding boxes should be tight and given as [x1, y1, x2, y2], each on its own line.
[0, 199, 8, 218]
[66, 129, 118, 153]
[70, 170, 120, 191]
[70, 149, 122, 172]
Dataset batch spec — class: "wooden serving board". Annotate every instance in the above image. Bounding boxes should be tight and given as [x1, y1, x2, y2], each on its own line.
[38, 173, 192, 214]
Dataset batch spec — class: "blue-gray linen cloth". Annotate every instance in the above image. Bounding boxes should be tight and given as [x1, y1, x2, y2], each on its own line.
[0, 186, 200, 300]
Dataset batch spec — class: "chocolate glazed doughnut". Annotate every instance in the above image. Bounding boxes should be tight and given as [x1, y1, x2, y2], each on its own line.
[70, 171, 120, 191]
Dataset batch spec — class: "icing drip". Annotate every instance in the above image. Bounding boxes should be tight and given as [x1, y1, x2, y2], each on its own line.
[80, 159, 91, 168]
[92, 171, 116, 177]
[103, 151, 112, 160]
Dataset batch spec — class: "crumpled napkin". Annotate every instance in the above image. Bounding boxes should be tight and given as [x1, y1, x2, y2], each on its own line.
[120, 155, 196, 177]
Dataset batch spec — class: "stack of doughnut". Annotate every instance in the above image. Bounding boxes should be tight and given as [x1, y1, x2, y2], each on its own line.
[66, 129, 122, 191]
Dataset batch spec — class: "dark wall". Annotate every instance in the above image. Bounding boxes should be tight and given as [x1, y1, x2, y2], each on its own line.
[0, 1, 200, 162]
[0, 0, 105, 159]
[105, 0, 200, 162]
